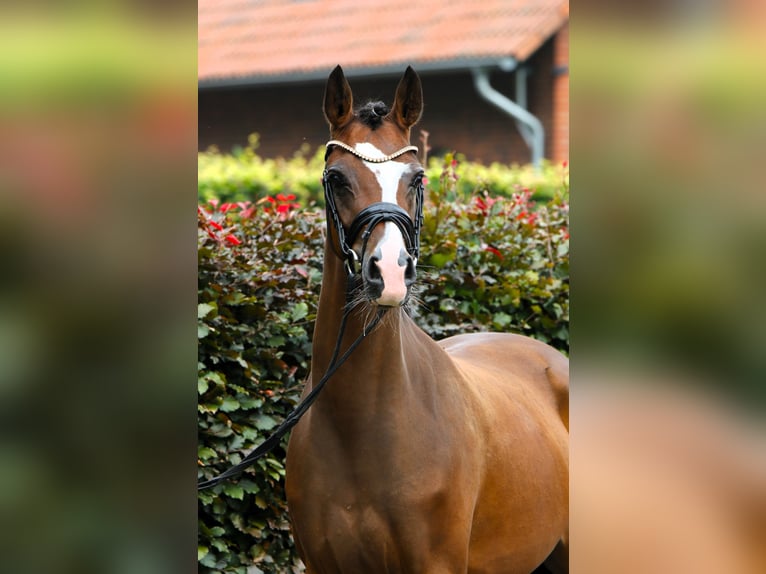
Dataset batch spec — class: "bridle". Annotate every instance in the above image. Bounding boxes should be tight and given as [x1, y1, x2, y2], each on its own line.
[323, 140, 424, 278]
[198, 140, 425, 491]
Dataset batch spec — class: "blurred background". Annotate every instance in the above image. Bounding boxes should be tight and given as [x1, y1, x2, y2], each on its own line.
[0, 2, 198, 573]
[1, 0, 764, 572]
[574, 0, 766, 408]
[572, 1, 766, 572]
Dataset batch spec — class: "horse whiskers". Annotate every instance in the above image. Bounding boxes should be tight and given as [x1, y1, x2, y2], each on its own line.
[343, 287, 411, 336]
[376, 305, 404, 334]
[403, 286, 424, 315]
[344, 284, 370, 315]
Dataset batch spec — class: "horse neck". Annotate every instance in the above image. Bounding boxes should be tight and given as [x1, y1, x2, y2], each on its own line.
[310, 243, 424, 418]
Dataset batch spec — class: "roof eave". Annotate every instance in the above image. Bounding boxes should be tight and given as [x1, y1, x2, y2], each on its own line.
[199, 56, 519, 89]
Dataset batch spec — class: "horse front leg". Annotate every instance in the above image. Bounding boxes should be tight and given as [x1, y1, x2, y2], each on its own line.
[536, 539, 568, 574]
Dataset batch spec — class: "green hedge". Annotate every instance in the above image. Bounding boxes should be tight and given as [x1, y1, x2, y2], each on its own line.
[199, 134, 569, 206]
[198, 155, 569, 573]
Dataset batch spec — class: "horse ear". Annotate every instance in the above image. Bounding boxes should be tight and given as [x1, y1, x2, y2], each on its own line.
[389, 66, 423, 131]
[324, 65, 354, 130]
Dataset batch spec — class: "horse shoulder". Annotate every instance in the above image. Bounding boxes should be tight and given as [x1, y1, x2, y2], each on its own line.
[438, 332, 569, 431]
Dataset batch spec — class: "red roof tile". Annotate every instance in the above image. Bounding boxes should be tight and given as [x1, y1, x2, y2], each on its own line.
[199, 0, 568, 83]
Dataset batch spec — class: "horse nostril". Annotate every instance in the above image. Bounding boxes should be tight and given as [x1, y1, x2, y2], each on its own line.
[404, 256, 416, 286]
[365, 255, 382, 284]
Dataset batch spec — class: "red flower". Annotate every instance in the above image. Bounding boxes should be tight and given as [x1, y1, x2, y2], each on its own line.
[209, 221, 223, 231]
[224, 234, 241, 246]
[219, 203, 235, 213]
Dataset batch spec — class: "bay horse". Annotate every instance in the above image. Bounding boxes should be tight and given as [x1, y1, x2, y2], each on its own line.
[285, 66, 569, 574]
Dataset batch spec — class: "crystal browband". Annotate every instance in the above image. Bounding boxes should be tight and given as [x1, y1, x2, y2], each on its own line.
[325, 140, 419, 163]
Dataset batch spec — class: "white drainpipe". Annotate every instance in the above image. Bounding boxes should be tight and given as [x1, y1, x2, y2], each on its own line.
[471, 66, 544, 168]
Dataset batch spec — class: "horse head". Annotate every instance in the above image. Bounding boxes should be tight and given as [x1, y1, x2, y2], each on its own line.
[321, 65, 424, 307]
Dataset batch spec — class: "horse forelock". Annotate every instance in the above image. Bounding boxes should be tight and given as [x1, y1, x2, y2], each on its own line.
[356, 101, 390, 129]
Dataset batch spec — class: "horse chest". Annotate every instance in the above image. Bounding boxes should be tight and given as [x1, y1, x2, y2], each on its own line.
[293, 469, 475, 574]
[287, 411, 480, 572]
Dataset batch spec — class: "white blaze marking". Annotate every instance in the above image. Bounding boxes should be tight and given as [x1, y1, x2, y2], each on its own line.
[354, 142, 410, 204]
[354, 142, 411, 305]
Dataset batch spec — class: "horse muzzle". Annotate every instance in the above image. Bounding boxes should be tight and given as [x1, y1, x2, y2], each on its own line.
[362, 232, 416, 307]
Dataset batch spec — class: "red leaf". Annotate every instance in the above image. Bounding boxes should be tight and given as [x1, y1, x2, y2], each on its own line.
[224, 234, 241, 246]
[484, 245, 504, 260]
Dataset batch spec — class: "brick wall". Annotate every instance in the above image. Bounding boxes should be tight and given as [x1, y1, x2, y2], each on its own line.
[199, 31, 567, 165]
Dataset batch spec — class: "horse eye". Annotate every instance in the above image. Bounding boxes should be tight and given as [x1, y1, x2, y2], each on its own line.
[326, 172, 352, 197]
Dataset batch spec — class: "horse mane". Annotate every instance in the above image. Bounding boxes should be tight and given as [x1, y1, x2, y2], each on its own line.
[356, 101, 390, 129]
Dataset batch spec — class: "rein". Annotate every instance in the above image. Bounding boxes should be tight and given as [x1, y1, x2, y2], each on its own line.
[197, 141, 421, 491]
[198, 303, 386, 490]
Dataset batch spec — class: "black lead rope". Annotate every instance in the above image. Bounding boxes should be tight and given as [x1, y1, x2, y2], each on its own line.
[199, 141, 421, 491]
[198, 302, 387, 491]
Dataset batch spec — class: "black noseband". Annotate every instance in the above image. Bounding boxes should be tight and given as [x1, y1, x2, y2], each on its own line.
[323, 173, 424, 277]
[348, 202, 418, 261]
